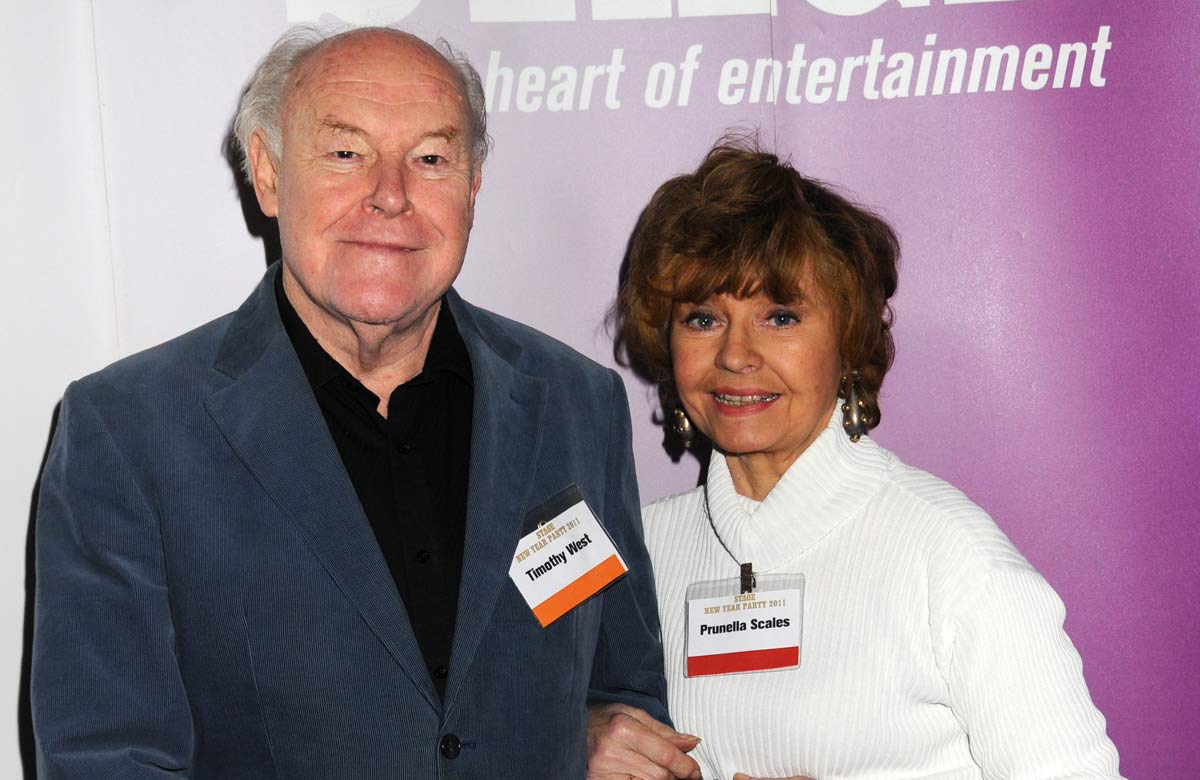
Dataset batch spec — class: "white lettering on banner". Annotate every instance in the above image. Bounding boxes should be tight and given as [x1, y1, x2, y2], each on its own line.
[287, 0, 1026, 24]
[718, 59, 747, 105]
[644, 45, 704, 108]
[723, 26, 1109, 108]
[807, 57, 837, 104]
[483, 26, 1109, 113]
[487, 49, 626, 112]
[645, 63, 676, 109]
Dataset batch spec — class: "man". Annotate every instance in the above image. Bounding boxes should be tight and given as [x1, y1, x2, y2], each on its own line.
[32, 26, 700, 779]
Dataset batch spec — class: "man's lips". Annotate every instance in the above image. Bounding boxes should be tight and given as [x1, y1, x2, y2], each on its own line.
[342, 239, 425, 252]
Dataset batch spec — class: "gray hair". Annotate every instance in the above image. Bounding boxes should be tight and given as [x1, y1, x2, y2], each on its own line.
[232, 24, 491, 182]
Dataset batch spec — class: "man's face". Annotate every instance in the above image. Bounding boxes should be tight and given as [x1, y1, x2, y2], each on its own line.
[250, 31, 481, 335]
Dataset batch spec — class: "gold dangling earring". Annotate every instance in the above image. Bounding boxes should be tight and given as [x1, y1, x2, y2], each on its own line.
[672, 408, 696, 449]
[841, 369, 867, 443]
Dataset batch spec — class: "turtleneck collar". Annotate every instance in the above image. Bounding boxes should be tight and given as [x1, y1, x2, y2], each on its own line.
[703, 406, 891, 572]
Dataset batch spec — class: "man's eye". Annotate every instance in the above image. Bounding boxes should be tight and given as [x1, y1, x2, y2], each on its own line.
[332, 150, 359, 160]
[417, 154, 444, 165]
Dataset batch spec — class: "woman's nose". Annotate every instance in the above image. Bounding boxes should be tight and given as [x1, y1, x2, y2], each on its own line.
[715, 322, 760, 373]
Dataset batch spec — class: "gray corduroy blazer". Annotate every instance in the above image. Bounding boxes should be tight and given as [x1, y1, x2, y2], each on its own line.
[33, 264, 667, 779]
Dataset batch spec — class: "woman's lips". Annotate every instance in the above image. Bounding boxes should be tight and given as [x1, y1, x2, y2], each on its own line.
[711, 391, 781, 415]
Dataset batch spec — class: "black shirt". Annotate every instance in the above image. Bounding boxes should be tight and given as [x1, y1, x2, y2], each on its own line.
[275, 273, 473, 699]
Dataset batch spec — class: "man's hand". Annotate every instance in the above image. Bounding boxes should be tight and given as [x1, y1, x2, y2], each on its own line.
[587, 702, 703, 780]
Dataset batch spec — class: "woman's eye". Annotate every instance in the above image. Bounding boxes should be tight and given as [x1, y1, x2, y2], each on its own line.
[682, 312, 717, 330]
[768, 311, 799, 327]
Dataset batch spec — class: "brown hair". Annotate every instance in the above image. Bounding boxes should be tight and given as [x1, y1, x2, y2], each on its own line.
[616, 138, 899, 433]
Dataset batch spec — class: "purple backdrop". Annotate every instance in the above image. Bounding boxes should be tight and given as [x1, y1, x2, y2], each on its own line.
[314, 2, 1197, 776]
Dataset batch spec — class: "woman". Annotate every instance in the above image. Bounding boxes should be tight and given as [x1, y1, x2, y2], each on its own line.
[601, 140, 1122, 779]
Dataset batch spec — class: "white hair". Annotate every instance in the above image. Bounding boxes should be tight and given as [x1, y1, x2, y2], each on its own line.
[232, 24, 491, 182]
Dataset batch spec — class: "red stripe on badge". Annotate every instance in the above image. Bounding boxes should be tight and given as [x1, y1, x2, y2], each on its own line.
[687, 646, 799, 677]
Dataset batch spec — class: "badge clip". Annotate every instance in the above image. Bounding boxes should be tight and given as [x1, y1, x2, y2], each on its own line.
[740, 562, 755, 594]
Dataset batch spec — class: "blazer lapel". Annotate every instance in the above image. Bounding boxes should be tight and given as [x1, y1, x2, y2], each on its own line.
[443, 291, 548, 708]
[204, 267, 439, 709]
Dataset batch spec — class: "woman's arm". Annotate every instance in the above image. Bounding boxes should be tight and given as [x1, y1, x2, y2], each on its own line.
[942, 567, 1123, 779]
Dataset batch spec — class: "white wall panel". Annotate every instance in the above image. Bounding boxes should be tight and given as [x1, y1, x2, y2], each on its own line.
[2, 2, 116, 772]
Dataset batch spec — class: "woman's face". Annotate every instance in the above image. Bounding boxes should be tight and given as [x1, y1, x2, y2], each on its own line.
[671, 287, 842, 483]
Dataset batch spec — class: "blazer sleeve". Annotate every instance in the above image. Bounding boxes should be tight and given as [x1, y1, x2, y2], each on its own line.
[33, 382, 194, 779]
[585, 371, 671, 724]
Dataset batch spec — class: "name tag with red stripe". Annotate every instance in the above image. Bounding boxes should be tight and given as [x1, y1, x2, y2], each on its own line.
[685, 587, 803, 677]
[510, 490, 627, 627]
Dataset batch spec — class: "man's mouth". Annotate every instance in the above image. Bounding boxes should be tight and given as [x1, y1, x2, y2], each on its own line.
[347, 240, 419, 252]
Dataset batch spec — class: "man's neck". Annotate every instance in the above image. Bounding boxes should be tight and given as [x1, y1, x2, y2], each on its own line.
[281, 272, 440, 418]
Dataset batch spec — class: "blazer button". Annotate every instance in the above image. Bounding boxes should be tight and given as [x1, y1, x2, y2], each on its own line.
[439, 734, 461, 759]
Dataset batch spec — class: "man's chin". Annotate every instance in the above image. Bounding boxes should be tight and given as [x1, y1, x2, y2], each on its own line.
[331, 294, 441, 331]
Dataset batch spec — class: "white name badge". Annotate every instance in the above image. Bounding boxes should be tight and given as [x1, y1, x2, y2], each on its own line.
[685, 584, 803, 677]
[509, 487, 628, 627]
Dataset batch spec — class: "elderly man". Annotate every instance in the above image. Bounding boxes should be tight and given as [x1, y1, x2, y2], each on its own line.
[32, 26, 700, 779]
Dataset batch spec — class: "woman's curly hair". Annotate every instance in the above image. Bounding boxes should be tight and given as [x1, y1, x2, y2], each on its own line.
[616, 137, 899, 437]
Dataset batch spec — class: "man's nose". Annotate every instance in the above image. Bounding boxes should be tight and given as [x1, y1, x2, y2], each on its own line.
[715, 322, 760, 373]
[364, 162, 412, 217]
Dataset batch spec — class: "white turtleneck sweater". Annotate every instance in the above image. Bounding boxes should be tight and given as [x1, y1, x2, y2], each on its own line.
[642, 411, 1122, 780]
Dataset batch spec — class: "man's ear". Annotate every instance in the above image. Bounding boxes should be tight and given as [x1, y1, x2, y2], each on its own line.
[467, 167, 482, 215]
[248, 129, 280, 218]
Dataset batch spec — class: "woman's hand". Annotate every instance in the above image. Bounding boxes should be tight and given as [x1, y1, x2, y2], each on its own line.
[732, 774, 814, 779]
[586, 702, 703, 780]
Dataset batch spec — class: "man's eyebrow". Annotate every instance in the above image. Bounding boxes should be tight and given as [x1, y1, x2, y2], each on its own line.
[317, 116, 366, 136]
[422, 125, 462, 143]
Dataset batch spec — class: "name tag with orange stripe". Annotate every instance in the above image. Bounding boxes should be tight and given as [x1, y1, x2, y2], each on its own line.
[510, 487, 628, 627]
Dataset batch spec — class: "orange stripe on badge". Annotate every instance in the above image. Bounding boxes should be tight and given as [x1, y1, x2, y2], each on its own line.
[686, 646, 799, 677]
[532, 554, 626, 627]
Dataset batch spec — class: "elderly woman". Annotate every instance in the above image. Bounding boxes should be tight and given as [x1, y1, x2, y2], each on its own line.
[594, 141, 1122, 780]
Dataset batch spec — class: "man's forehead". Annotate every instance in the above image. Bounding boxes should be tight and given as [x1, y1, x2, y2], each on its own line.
[292, 31, 459, 99]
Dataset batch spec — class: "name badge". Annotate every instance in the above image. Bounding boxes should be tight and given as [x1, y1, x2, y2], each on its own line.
[510, 486, 628, 627]
[685, 585, 803, 677]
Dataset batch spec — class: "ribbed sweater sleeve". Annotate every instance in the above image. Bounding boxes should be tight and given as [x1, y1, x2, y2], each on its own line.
[941, 568, 1121, 779]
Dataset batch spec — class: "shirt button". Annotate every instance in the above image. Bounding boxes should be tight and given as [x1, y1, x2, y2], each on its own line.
[434, 665, 448, 680]
[398, 442, 412, 454]
[415, 549, 431, 564]
[439, 733, 461, 759]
